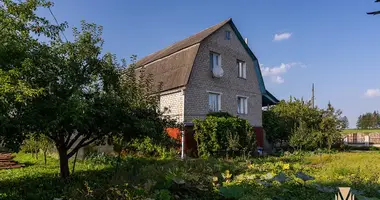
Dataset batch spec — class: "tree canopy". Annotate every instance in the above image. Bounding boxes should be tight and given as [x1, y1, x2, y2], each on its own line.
[0, 0, 175, 178]
[356, 111, 380, 129]
[263, 97, 345, 150]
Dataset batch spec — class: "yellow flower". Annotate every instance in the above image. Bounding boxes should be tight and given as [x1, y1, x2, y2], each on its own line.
[248, 164, 255, 169]
[282, 164, 290, 170]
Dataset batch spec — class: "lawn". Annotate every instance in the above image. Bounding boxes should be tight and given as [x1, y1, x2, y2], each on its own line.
[1, 152, 380, 200]
[343, 129, 380, 134]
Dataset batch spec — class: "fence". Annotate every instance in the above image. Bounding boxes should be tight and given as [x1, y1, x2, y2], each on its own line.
[344, 133, 380, 146]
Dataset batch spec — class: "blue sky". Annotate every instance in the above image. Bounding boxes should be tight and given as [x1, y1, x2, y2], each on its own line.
[39, 0, 380, 128]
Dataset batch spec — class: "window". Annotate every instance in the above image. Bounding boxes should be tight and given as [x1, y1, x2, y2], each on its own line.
[225, 31, 231, 40]
[238, 60, 246, 79]
[210, 52, 221, 71]
[237, 96, 248, 114]
[208, 92, 221, 112]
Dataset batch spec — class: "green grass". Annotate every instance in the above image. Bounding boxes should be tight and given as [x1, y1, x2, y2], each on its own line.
[343, 129, 380, 134]
[1, 152, 380, 200]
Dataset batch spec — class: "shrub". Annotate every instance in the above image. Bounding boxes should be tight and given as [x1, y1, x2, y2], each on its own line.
[126, 137, 178, 159]
[193, 115, 255, 158]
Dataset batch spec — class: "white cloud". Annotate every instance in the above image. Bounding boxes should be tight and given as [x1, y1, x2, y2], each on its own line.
[273, 32, 292, 41]
[365, 89, 380, 98]
[260, 62, 304, 84]
[273, 76, 285, 84]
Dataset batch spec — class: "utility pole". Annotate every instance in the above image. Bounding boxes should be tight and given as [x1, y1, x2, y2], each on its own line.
[311, 83, 315, 108]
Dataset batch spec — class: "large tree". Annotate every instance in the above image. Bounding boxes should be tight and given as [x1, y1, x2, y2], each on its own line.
[0, 0, 66, 150]
[1, 0, 173, 178]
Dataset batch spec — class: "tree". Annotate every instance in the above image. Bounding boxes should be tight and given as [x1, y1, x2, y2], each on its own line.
[263, 97, 323, 145]
[356, 111, 380, 129]
[319, 102, 343, 150]
[0, 0, 66, 151]
[2, 1, 174, 178]
[341, 116, 349, 129]
[367, 0, 380, 15]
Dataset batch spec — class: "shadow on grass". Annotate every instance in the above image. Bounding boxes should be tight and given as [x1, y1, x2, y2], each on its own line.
[2, 156, 379, 200]
[0, 157, 223, 200]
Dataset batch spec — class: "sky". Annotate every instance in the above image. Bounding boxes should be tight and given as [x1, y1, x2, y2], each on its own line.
[38, 0, 380, 128]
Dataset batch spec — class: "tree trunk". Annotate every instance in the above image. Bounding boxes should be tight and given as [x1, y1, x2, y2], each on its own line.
[44, 150, 47, 165]
[57, 146, 70, 178]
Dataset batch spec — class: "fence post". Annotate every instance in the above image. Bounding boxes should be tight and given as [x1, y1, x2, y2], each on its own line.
[181, 130, 185, 159]
[364, 135, 370, 147]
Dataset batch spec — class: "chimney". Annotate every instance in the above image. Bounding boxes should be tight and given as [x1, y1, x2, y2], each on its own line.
[244, 38, 248, 45]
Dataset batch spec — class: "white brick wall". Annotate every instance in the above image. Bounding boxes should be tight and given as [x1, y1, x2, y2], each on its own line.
[160, 90, 184, 123]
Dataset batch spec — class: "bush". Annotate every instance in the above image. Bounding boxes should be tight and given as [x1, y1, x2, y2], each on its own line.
[193, 115, 256, 158]
[126, 137, 178, 159]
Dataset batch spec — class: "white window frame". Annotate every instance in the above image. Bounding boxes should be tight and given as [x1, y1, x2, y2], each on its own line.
[207, 91, 222, 112]
[237, 95, 248, 114]
[237, 60, 246, 79]
[210, 52, 221, 71]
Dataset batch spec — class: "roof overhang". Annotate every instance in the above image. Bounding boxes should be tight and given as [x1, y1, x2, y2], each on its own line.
[262, 90, 280, 106]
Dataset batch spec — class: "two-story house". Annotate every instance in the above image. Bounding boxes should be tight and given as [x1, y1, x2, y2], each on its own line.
[135, 18, 279, 149]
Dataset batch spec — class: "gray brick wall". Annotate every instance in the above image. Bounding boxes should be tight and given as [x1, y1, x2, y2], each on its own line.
[160, 89, 184, 123]
[184, 24, 262, 126]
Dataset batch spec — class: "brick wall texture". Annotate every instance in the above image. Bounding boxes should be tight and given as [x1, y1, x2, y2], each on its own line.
[153, 23, 262, 127]
[184, 23, 262, 127]
[160, 90, 184, 123]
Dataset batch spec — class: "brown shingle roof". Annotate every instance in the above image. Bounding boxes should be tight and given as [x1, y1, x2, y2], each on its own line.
[136, 18, 232, 67]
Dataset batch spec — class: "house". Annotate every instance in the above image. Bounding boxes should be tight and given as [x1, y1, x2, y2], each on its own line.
[136, 18, 279, 150]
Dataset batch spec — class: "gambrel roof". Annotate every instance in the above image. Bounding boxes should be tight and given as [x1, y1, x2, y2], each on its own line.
[136, 18, 279, 105]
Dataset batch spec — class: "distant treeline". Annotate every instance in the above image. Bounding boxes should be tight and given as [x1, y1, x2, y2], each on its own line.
[357, 111, 380, 129]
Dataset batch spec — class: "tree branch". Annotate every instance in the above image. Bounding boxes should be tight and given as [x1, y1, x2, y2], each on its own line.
[367, 11, 380, 15]
[66, 133, 81, 150]
[64, 131, 73, 147]
[67, 136, 99, 159]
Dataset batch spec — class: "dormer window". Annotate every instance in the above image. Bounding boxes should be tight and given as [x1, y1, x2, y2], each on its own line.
[225, 31, 231, 40]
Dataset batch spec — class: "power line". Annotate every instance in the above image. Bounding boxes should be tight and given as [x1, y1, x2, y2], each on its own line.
[48, 7, 68, 42]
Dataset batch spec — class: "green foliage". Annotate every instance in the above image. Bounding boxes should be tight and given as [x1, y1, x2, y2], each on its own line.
[3, 152, 380, 200]
[264, 97, 345, 151]
[206, 111, 233, 118]
[357, 111, 380, 129]
[193, 116, 255, 158]
[263, 97, 323, 145]
[126, 136, 178, 159]
[341, 116, 349, 129]
[0, 0, 67, 151]
[1, 1, 177, 178]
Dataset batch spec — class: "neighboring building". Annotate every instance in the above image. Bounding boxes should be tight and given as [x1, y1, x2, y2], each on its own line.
[136, 18, 279, 149]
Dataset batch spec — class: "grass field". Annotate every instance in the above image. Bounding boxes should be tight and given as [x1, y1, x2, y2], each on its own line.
[1, 152, 380, 200]
[342, 129, 380, 134]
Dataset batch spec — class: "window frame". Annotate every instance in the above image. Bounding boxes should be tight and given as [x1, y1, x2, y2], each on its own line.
[225, 31, 231, 40]
[237, 95, 248, 114]
[237, 60, 247, 79]
[210, 52, 221, 71]
[208, 91, 222, 112]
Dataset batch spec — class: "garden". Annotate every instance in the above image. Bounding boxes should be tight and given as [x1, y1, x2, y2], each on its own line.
[1, 151, 380, 200]
[2, 1, 380, 200]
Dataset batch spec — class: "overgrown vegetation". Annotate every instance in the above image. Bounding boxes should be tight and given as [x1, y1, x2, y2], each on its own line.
[1, 152, 380, 200]
[193, 115, 255, 158]
[263, 98, 346, 151]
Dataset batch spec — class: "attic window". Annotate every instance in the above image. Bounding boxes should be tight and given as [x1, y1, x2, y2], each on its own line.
[225, 31, 231, 40]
